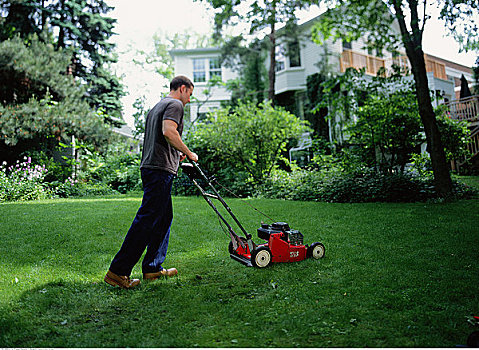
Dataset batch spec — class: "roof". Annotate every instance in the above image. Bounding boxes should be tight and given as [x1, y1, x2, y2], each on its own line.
[170, 47, 221, 55]
[113, 124, 143, 141]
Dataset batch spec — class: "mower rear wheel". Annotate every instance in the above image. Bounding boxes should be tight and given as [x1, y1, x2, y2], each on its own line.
[251, 247, 272, 268]
[308, 242, 325, 259]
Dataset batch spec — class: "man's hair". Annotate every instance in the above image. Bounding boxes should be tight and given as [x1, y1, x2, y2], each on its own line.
[170, 75, 194, 91]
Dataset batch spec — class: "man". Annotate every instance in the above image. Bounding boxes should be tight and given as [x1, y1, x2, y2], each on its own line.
[104, 75, 198, 289]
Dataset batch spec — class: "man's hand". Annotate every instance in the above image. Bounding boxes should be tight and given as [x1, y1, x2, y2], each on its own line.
[180, 152, 197, 162]
[188, 152, 198, 162]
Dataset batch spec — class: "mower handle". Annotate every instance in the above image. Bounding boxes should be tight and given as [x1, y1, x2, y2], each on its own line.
[180, 162, 254, 247]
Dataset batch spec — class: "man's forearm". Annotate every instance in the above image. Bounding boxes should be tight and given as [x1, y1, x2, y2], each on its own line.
[164, 129, 192, 157]
[162, 119, 197, 161]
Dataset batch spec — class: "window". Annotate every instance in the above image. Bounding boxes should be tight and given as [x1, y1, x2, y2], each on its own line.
[209, 58, 222, 79]
[342, 40, 352, 50]
[276, 42, 301, 70]
[193, 59, 206, 83]
[275, 45, 286, 72]
[288, 41, 301, 67]
[192, 57, 222, 83]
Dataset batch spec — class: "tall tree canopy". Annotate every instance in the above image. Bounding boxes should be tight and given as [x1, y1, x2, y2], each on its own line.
[0, 35, 110, 162]
[195, 0, 316, 103]
[312, 0, 479, 196]
[0, 0, 124, 123]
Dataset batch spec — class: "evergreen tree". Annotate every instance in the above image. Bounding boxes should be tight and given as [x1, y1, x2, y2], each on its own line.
[0, 0, 124, 124]
[0, 35, 110, 163]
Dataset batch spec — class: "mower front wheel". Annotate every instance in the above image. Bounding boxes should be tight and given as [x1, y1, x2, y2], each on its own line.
[308, 242, 325, 259]
[251, 247, 272, 268]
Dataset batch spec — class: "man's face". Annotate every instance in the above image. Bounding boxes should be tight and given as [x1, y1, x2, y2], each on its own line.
[179, 85, 194, 106]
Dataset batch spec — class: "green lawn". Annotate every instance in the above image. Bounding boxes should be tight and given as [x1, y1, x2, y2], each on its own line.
[1, 194, 478, 347]
[455, 175, 479, 191]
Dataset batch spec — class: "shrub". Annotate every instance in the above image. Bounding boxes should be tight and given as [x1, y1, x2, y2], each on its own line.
[256, 167, 477, 203]
[0, 157, 51, 202]
[50, 179, 118, 198]
[190, 101, 311, 184]
[79, 144, 142, 193]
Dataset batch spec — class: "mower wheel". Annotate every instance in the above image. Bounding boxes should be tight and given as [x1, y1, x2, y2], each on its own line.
[251, 247, 272, 268]
[308, 242, 325, 259]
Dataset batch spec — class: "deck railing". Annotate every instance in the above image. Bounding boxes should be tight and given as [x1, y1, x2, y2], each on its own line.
[340, 50, 448, 80]
[446, 96, 479, 123]
[451, 127, 479, 170]
[467, 127, 479, 159]
[340, 50, 385, 75]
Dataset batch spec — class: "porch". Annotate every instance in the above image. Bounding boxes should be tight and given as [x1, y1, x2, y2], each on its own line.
[446, 95, 479, 126]
[447, 95, 479, 172]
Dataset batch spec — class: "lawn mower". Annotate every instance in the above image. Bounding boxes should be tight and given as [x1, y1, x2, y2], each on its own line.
[180, 162, 325, 268]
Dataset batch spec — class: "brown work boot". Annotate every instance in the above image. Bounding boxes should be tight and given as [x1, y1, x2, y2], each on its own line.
[104, 270, 140, 289]
[143, 268, 178, 280]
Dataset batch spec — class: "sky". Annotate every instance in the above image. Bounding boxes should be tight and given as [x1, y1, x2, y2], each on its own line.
[106, 0, 478, 128]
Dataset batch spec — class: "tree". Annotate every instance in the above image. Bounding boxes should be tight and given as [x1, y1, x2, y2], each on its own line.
[190, 101, 311, 184]
[220, 36, 267, 105]
[474, 58, 479, 94]
[311, 0, 479, 196]
[196, 0, 315, 103]
[0, 35, 110, 162]
[0, 0, 124, 123]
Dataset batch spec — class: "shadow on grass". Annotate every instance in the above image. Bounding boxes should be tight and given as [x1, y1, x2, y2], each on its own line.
[2, 256, 312, 348]
[1, 275, 221, 348]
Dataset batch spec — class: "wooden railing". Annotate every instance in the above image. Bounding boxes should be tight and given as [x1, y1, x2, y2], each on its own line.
[447, 98, 479, 171]
[340, 49, 385, 75]
[451, 127, 479, 170]
[340, 50, 448, 80]
[446, 95, 479, 123]
[424, 54, 447, 80]
[467, 127, 479, 159]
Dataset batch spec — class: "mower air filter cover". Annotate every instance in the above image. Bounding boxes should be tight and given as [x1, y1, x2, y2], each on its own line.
[257, 226, 281, 241]
[271, 222, 290, 231]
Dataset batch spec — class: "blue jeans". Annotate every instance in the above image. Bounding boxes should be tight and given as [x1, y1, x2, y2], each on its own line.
[109, 168, 175, 276]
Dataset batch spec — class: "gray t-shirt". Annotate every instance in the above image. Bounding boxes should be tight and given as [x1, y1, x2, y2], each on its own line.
[140, 97, 184, 175]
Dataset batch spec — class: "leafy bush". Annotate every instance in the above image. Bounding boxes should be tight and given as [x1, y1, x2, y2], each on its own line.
[189, 101, 311, 184]
[50, 179, 118, 198]
[0, 157, 51, 202]
[256, 167, 477, 203]
[79, 144, 142, 193]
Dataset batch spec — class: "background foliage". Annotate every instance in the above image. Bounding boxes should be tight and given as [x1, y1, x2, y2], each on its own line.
[188, 101, 311, 185]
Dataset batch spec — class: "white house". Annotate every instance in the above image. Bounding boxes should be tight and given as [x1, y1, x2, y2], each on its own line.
[170, 14, 474, 125]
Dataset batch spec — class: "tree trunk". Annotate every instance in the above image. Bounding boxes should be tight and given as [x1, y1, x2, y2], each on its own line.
[268, 3, 276, 104]
[408, 51, 452, 195]
[57, 0, 66, 49]
[393, 0, 453, 196]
